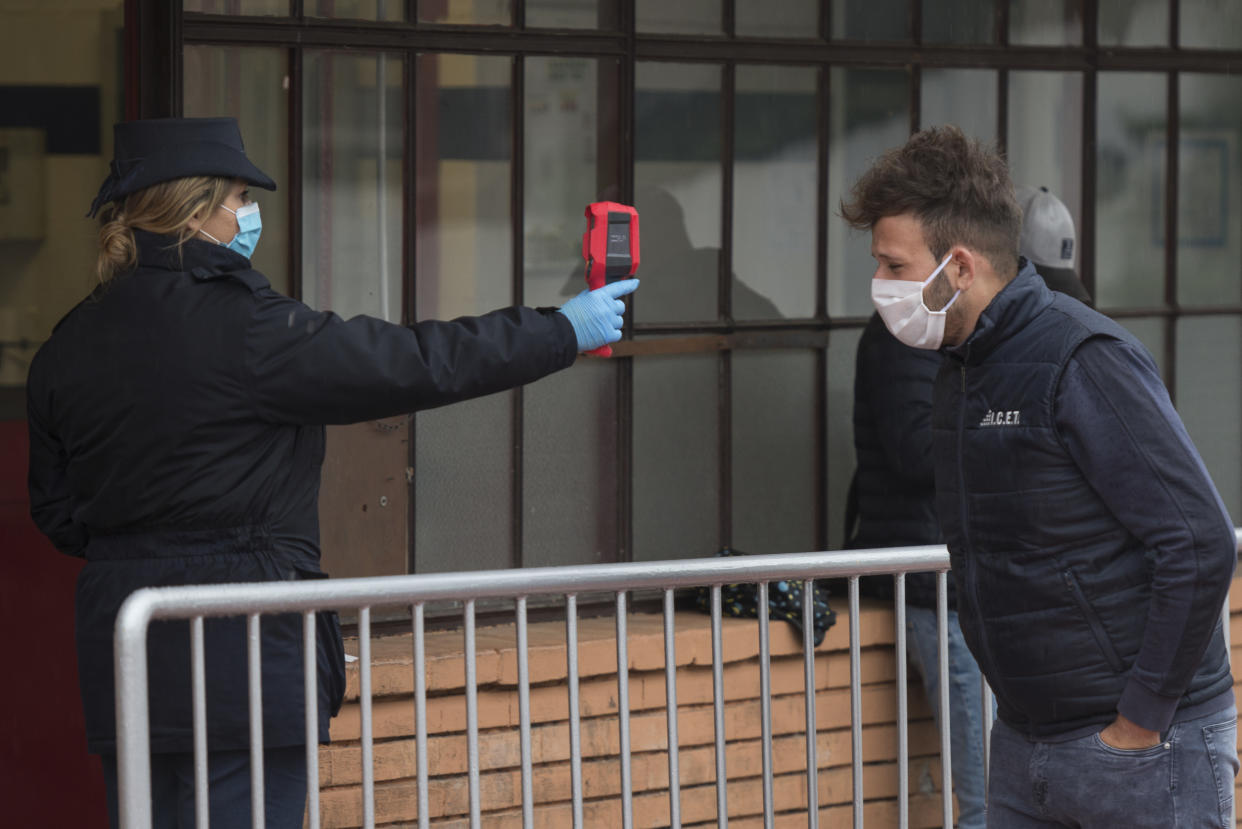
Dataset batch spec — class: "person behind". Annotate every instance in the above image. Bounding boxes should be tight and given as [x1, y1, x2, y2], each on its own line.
[841, 124, 1237, 827]
[1014, 184, 1092, 305]
[27, 117, 639, 829]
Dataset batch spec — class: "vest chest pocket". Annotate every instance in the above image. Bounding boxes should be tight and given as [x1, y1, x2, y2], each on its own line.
[1063, 569, 1126, 673]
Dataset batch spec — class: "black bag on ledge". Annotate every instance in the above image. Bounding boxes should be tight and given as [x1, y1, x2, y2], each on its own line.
[692, 548, 837, 647]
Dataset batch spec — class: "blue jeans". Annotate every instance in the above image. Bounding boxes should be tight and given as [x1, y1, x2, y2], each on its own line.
[988, 705, 1238, 828]
[101, 746, 307, 829]
[906, 605, 989, 829]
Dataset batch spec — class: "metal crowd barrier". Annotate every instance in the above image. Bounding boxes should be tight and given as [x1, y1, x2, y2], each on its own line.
[114, 534, 1242, 829]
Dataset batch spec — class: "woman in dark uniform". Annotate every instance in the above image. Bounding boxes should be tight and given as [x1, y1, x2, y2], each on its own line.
[26, 117, 638, 828]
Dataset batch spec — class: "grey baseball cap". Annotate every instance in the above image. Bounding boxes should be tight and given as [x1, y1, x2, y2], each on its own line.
[1016, 185, 1075, 269]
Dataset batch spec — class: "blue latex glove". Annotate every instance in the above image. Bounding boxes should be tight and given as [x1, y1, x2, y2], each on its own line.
[556, 278, 640, 352]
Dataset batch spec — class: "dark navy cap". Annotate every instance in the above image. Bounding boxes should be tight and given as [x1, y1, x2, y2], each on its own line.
[88, 117, 276, 218]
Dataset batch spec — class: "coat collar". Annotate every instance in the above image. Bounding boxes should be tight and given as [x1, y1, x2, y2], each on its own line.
[133, 228, 253, 280]
[944, 258, 1052, 365]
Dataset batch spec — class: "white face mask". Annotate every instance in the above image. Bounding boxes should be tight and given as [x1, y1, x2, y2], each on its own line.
[871, 254, 960, 350]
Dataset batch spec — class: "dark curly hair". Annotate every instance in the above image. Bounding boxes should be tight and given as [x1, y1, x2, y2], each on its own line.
[840, 125, 1021, 280]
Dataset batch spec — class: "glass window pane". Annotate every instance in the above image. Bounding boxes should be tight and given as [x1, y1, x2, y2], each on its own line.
[415, 53, 512, 320]
[184, 46, 290, 294]
[1176, 73, 1242, 307]
[1099, 0, 1169, 47]
[302, 52, 403, 322]
[527, 0, 603, 28]
[184, 0, 288, 14]
[523, 57, 620, 309]
[633, 351, 720, 560]
[420, 0, 510, 25]
[415, 393, 514, 573]
[922, 0, 995, 44]
[921, 68, 998, 144]
[732, 350, 818, 554]
[637, 0, 721, 35]
[1117, 316, 1166, 379]
[733, 65, 817, 320]
[736, 0, 818, 38]
[1176, 316, 1242, 520]
[827, 326, 862, 549]
[1009, 0, 1082, 46]
[831, 0, 909, 40]
[827, 67, 911, 318]
[634, 62, 722, 324]
[1180, 0, 1242, 48]
[308, 0, 403, 20]
[1095, 73, 1166, 309]
[523, 360, 618, 567]
[1007, 71, 1084, 286]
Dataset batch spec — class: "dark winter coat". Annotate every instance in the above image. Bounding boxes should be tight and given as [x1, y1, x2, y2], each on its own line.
[931, 262, 1234, 737]
[27, 230, 577, 754]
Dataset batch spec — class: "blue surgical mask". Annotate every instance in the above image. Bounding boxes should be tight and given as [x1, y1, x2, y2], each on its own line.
[200, 202, 262, 259]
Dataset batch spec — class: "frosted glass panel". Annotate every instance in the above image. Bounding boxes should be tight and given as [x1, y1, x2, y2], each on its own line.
[634, 62, 722, 324]
[1180, 0, 1242, 49]
[736, 0, 818, 38]
[1176, 316, 1242, 521]
[1095, 73, 1166, 310]
[420, 0, 509, 24]
[415, 392, 514, 573]
[1099, 0, 1168, 47]
[827, 67, 911, 319]
[1118, 317, 1166, 380]
[921, 69, 999, 144]
[1009, 0, 1082, 45]
[302, 51, 403, 322]
[831, 0, 908, 40]
[827, 326, 862, 549]
[633, 352, 719, 560]
[732, 350, 818, 554]
[415, 54, 512, 320]
[185, 0, 287, 14]
[637, 0, 720, 34]
[922, 0, 995, 44]
[1176, 74, 1242, 307]
[308, 0, 403, 20]
[527, 0, 602, 28]
[733, 65, 817, 320]
[523, 361, 618, 567]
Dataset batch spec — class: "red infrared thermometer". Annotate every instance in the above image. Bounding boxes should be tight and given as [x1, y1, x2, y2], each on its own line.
[582, 201, 641, 357]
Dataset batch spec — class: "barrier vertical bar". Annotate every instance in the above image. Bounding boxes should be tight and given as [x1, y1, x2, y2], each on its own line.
[664, 588, 682, 828]
[757, 582, 774, 829]
[360, 606, 375, 829]
[937, 572, 953, 829]
[516, 597, 535, 829]
[616, 591, 635, 829]
[465, 599, 481, 829]
[191, 616, 209, 829]
[895, 574, 909, 829]
[304, 611, 320, 829]
[711, 585, 728, 828]
[802, 580, 819, 829]
[414, 603, 429, 829]
[115, 596, 154, 829]
[247, 613, 265, 829]
[567, 594, 584, 828]
[849, 576, 863, 829]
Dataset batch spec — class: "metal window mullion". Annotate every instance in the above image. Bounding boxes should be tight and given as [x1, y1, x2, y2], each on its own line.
[711, 585, 728, 828]
[288, 45, 305, 300]
[616, 591, 635, 829]
[360, 606, 375, 829]
[663, 589, 682, 828]
[757, 582, 774, 829]
[511, 53, 526, 571]
[247, 613, 265, 829]
[191, 616, 210, 829]
[517, 597, 535, 828]
[1164, 70, 1180, 401]
[304, 611, 320, 829]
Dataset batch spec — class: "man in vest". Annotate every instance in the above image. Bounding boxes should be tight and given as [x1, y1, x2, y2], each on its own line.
[841, 125, 1237, 827]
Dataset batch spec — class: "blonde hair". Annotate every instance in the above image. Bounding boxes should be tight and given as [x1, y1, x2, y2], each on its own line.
[95, 176, 236, 284]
